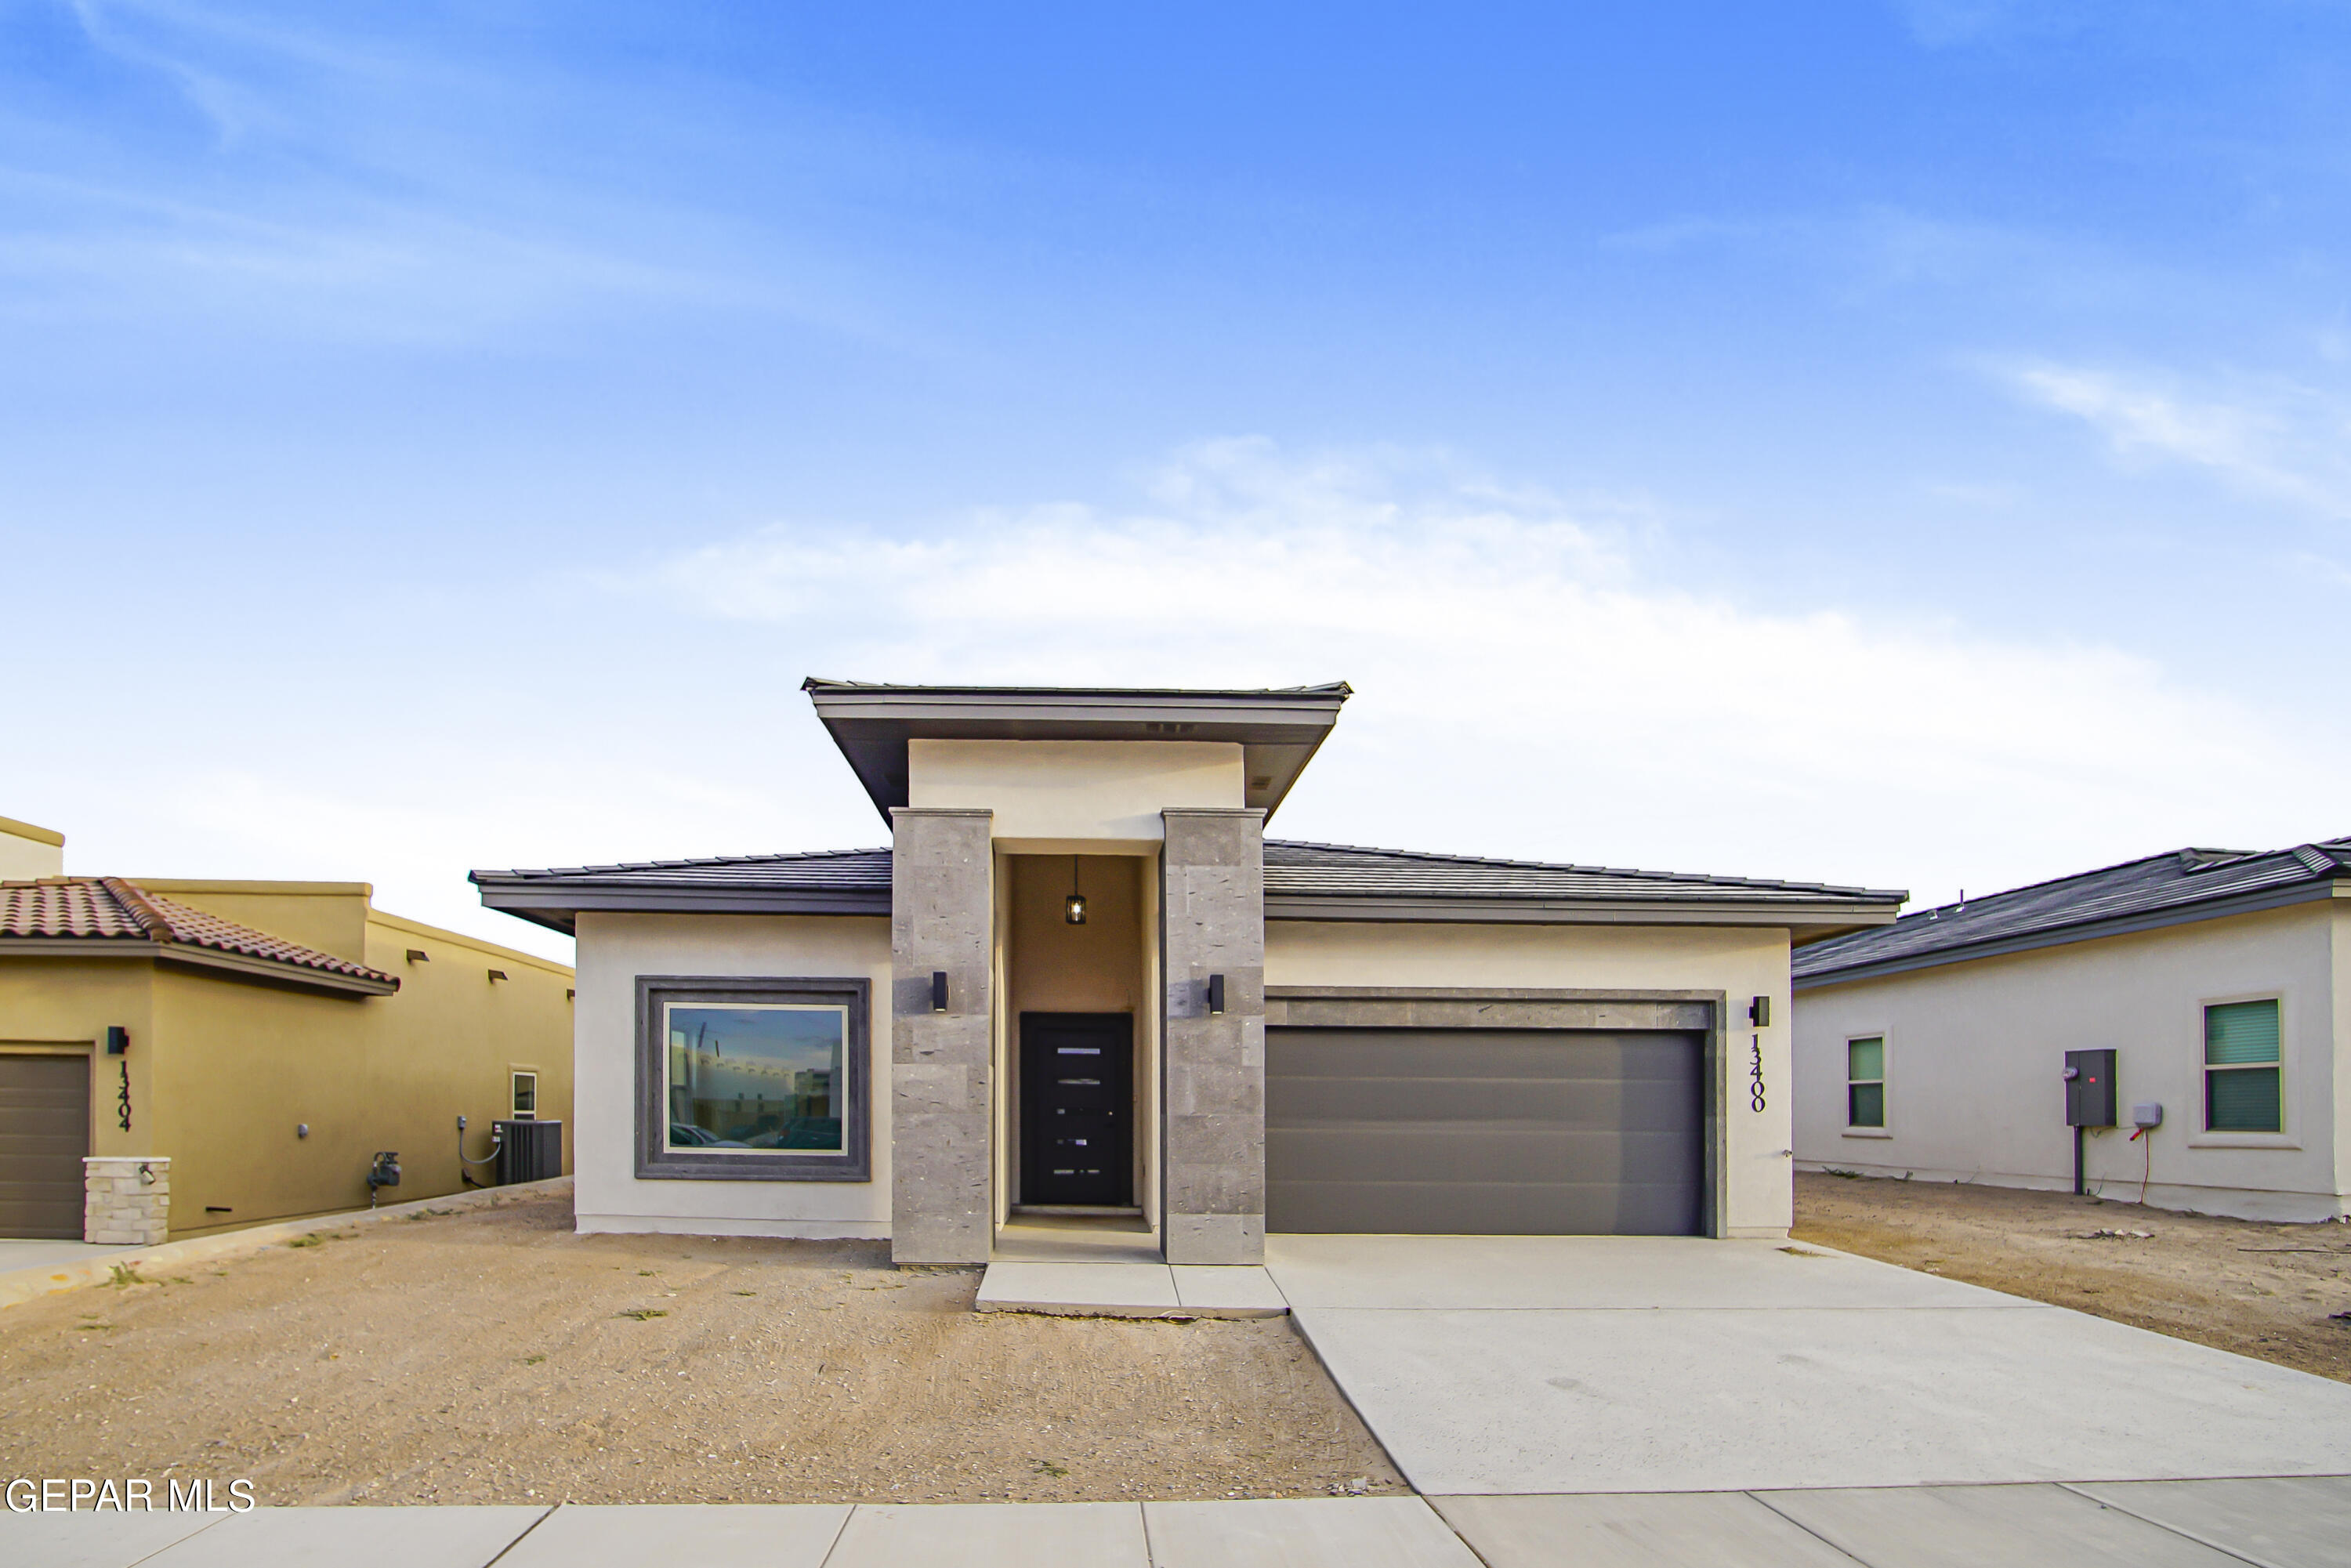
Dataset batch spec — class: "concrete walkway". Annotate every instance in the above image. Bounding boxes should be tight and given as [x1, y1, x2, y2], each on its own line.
[1266, 1235, 2351, 1495]
[978, 1214, 1290, 1316]
[13, 1481, 2351, 1566]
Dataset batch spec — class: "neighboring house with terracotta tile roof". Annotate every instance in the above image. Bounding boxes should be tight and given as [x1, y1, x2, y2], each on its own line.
[0, 818, 574, 1241]
[1792, 837, 2351, 1222]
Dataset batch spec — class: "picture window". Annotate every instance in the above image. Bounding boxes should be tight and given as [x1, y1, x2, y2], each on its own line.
[633, 977, 869, 1182]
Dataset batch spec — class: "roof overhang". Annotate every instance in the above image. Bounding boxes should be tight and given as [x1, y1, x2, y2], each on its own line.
[0, 937, 398, 996]
[471, 879, 891, 936]
[1795, 877, 2349, 990]
[802, 679, 1351, 824]
[1264, 894, 1904, 935]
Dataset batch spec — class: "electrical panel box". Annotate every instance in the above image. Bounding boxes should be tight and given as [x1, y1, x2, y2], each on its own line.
[2064, 1048, 2117, 1128]
[2132, 1102, 2164, 1129]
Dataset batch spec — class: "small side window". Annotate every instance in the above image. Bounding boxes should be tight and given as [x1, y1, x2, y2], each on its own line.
[1847, 1037, 1886, 1128]
[511, 1070, 538, 1121]
[2204, 1000, 2280, 1133]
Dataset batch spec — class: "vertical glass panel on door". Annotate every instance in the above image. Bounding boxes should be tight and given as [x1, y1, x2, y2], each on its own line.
[665, 1005, 846, 1154]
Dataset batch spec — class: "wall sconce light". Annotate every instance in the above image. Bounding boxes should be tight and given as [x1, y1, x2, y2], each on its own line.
[1064, 855, 1087, 925]
[1208, 974, 1226, 1016]
[1748, 996, 1772, 1027]
[105, 1026, 129, 1056]
[487, 969, 508, 983]
[405, 949, 429, 965]
[931, 971, 949, 1013]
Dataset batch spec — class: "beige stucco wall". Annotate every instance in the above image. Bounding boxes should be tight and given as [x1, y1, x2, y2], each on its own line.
[907, 739, 1243, 844]
[571, 911, 891, 1238]
[1791, 902, 2346, 1222]
[1265, 920, 1796, 1238]
[0, 816, 65, 881]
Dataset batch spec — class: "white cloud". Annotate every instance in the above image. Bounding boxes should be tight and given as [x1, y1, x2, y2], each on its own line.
[653, 438, 2342, 906]
[2002, 360, 2351, 516]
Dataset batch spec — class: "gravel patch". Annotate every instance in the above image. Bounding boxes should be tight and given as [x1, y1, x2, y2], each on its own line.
[0, 1193, 1404, 1506]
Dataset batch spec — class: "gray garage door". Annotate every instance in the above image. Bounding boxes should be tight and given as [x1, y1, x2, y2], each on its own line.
[1266, 1027, 1705, 1235]
[0, 1054, 90, 1239]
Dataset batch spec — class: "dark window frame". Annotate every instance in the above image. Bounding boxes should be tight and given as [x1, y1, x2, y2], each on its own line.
[2202, 997, 2283, 1135]
[1846, 1035, 1886, 1129]
[634, 975, 872, 1182]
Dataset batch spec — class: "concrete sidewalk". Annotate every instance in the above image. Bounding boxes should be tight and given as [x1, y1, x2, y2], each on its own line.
[1, 1497, 1480, 1567]
[11, 1482, 2351, 1566]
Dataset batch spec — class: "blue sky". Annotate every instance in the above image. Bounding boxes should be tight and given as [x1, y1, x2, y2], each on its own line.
[6, 1, 2349, 962]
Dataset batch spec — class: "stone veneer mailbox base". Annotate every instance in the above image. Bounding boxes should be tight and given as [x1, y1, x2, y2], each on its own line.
[84, 1156, 170, 1246]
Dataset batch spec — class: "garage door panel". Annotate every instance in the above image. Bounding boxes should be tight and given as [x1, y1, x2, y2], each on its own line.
[1267, 1027, 1704, 1237]
[1272, 1180, 1697, 1237]
[0, 1055, 91, 1240]
[1273, 1034, 1688, 1081]
[1271, 1124, 1693, 1186]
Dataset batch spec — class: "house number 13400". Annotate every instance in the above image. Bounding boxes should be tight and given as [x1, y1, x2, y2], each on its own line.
[1748, 1037, 1766, 1113]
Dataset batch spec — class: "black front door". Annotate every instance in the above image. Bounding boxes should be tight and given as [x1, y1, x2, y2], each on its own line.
[1020, 1013, 1133, 1207]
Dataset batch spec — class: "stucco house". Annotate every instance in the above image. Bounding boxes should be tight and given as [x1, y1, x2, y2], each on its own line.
[0, 815, 574, 1242]
[472, 680, 1904, 1266]
[1792, 836, 2351, 1222]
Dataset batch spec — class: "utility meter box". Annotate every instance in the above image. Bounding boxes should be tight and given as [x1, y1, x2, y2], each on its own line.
[2064, 1048, 2117, 1128]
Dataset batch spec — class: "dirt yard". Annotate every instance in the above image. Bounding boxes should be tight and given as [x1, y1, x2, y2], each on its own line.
[1795, 1170, 2351, 1382]
[0, 1192, 1403, 1507]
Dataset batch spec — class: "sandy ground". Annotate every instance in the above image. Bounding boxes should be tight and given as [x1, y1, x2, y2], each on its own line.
[1794, 1170, 2351, 1383]
[0, 1193, 1403, 1507]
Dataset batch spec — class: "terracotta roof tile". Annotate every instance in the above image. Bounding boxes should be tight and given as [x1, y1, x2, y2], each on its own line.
[0, 878, 397, 986]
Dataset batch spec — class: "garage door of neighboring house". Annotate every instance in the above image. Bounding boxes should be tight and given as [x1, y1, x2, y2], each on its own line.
[0, 1054, 91, 1240]
[1266, 1027, 1705, 1235]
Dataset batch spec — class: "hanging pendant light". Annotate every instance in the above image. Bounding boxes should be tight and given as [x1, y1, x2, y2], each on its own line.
[1065, 854, 1088, 925]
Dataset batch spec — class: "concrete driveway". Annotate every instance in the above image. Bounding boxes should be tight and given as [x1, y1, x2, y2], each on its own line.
[1263, 1235, 2351, 1497]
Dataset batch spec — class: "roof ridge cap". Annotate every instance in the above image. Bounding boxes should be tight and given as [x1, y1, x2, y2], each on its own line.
[98, 877, 175, 944]
[1909, 846, 2205, 914]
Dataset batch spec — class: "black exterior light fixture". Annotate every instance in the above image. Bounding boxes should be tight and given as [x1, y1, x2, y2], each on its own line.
[1064, 855, 1087, 925]
[1207, 974, 1226, 1016]
[931, 971, 949, 1013]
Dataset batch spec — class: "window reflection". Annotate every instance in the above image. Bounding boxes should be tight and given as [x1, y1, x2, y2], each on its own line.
[665, 1004, 846, 1154]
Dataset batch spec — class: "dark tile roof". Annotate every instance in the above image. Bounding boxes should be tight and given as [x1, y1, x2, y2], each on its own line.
[473, 847, 895, 893]
[1262, 840, 1900, 907]
[0, 877, 398, 987]
[1794, 835, 2351, 986]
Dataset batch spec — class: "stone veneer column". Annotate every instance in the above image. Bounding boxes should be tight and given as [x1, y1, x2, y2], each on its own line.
[1160, 807, 1266, 1265]
[83, 1156, 169, 1245]
[888, 806, 994, 1266]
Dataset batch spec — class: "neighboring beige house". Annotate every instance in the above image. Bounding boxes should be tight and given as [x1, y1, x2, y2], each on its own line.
[474, 680, 1902, 1264]
[1793, 837, 2351, 1222]
[0, 815, 574, 1241]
